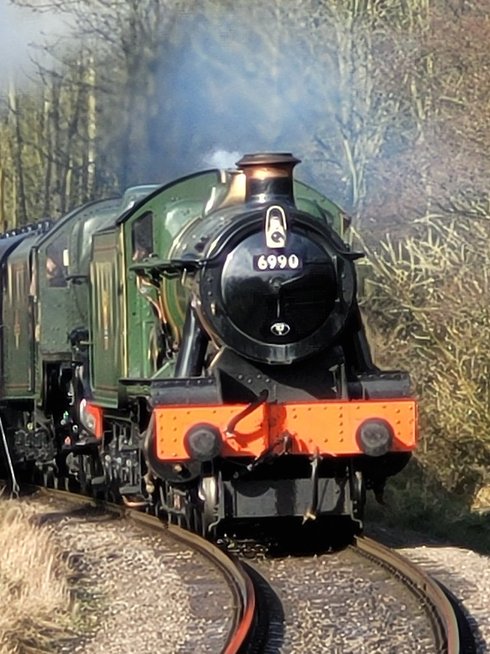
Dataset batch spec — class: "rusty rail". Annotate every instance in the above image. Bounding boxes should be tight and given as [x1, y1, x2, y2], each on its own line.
[354, 536, 463, 654]
[35, 487, 256, 654]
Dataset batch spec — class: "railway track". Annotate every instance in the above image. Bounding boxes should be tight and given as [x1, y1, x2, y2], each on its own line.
[16, 488, 475, 653]
[241, 530, 475, 653]
[27, 487, 258, 653]
[112, 505, 257, 654]
[353, 536, 475, 654]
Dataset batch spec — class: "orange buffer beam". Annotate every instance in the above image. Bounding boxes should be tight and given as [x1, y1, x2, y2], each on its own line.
[153, 399, 417, 461]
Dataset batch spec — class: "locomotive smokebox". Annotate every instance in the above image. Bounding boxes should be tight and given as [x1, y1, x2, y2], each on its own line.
[236, 152, 300, 204]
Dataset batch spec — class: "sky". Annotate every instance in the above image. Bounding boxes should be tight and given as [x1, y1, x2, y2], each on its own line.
[0, 1, 69, 86]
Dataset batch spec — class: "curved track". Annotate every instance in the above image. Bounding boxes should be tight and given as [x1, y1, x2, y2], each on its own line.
[239, 531, 475, 653]
[33, 488, 257, 654]
[21, 489, 475, 653]
[353, 535, 472, 654]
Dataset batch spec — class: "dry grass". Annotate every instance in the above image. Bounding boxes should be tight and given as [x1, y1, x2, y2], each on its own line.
[0, 498, 74, 654]
[0, 212, 488, 652]
[357, 213, 490, 498]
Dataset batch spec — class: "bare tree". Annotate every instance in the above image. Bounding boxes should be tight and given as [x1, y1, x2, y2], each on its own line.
[7, 81, 28, 225]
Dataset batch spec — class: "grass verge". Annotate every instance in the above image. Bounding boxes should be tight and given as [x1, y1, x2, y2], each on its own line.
[365, 458, 490, 555]
[0, 497, 75, 654]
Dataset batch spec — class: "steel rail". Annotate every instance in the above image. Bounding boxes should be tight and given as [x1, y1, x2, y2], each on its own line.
[34, 487, 256, 654]
[354, 535, 462, 654]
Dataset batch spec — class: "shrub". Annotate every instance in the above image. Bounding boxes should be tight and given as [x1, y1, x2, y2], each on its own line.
[359, 214, 490, 499]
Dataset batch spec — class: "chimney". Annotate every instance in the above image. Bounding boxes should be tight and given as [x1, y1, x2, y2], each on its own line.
[236, 153, 300, 204]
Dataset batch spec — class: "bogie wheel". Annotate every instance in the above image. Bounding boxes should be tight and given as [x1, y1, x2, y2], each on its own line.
[183, 486, 202, 534]
[198, 474, 220, 539]
[42, 467, 56, 488]
[350, 469, 366, 522]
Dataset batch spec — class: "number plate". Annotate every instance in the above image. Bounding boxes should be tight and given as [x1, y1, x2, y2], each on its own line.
[253, 253, 302, 272]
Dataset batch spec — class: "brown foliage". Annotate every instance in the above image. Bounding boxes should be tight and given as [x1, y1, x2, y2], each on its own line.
[363, 1, 490, 236]
[0, 499, 74, 654]
[359, 215, 490, 495]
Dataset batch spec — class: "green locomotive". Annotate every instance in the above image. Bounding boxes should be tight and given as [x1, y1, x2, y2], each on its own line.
[0, 154, 417, 534]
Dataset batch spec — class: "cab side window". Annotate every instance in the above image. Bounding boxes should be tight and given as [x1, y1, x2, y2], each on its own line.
[132, 211, 154, 261]
[46, 237, 68, 288]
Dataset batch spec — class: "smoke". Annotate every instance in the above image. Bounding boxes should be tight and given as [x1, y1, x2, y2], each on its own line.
[146, 5, 331, 191]
[0, 2, 72, 87]
[203, 149, 242, 170]
[0, 1, 346, 203]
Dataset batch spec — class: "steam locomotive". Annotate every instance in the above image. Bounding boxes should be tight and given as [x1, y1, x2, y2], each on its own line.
[0, 153, 417, 535]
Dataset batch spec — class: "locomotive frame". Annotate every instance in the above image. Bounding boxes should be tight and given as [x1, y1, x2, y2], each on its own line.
[0, 153, 417, 536]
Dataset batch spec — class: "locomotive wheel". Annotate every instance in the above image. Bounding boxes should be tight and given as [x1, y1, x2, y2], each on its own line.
[198, 474, 220, 538]
[44, 466, 66, 490]
[186, 498, 203, 535]
[42, 467, 55, 488]
[158, 482, 189, 529]
[350, 469, 366, 522]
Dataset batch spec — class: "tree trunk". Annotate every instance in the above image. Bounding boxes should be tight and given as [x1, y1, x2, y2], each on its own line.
[8, 80, 28, 226]
[86, 52, 97, 198]
[0, 165, 6, 231]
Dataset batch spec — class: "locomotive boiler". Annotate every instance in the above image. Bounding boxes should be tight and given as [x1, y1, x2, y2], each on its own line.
[0, 153, 417, 536]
